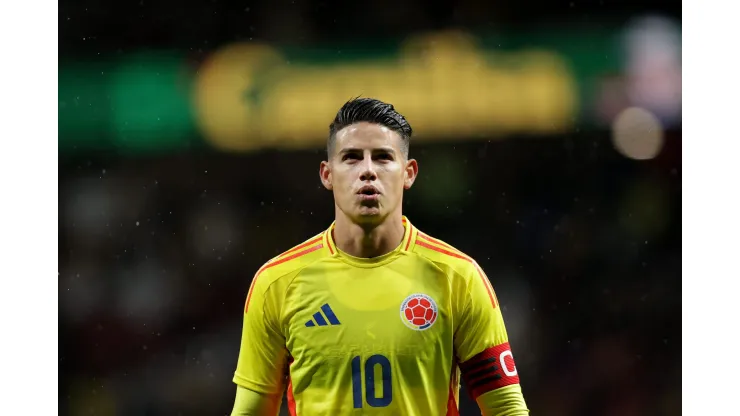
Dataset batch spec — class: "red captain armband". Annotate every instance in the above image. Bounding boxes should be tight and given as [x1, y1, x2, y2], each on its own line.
[459, 342, 520, 399]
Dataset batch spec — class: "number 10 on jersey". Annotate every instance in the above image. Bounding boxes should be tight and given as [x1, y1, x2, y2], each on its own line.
[351, 355, 393, 408]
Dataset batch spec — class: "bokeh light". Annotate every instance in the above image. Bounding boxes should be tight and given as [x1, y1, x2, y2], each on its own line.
[612, 106, 665, 160]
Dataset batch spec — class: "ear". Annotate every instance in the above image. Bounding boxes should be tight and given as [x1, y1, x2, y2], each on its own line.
[403, 159, 419, 190]
[319, 160, 333, 190]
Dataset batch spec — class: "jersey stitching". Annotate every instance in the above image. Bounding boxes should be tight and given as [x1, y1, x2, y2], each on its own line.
[245, 241, 325, 313]
[263, 256, 339, 338]
[415, 238, 498, 308]
[324, 230, 335, 255]
[417, 232, 465, 255]
[404, 224, 416, 251]
[277, 235, 324, 259]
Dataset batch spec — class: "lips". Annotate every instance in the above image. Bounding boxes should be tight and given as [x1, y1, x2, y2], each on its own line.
[357, 185, 381, 203]
[357, 185, 380, 196]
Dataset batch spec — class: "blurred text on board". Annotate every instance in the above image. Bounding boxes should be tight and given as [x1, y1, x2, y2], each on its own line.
[194, 31, 578, 152]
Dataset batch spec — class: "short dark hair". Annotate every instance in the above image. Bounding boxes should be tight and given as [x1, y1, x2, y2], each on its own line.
[328, 97, 413, 158]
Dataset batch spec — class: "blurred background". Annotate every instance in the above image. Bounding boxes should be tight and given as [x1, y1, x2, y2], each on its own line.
[59, 0, 681, 415]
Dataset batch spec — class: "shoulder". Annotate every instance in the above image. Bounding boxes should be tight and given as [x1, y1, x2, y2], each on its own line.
[410, 228, 481, 280]
[251, 231, 330, 291]
[410, 227, 499, 310]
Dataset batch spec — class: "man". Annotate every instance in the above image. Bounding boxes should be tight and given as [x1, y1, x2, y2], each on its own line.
[231, 98, 529, 415]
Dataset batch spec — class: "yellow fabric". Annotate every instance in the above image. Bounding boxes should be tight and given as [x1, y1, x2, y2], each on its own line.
[233, 217, 528, 415]
[476, 385, 530, 416]
[230, 385, 282, 416]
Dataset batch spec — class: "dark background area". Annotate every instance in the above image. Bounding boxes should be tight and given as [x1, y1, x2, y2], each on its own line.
[59, 0, 681, 415]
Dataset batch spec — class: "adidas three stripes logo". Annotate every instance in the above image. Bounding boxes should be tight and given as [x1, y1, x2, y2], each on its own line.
[305, 303, 341, 327]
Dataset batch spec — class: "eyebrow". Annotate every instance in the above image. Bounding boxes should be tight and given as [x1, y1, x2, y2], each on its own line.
[339, 147, 397, 155]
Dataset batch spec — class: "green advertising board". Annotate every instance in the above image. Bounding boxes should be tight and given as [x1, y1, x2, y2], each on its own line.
[59, 30, 623, 154]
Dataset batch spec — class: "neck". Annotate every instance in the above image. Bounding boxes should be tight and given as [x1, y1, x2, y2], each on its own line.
[332, 210, 405, 258]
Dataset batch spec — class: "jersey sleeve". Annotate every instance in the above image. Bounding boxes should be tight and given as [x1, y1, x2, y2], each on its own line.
[233, 269, 289, 395]
[453, 262, 528, 414]
[230, 385, 282, 416]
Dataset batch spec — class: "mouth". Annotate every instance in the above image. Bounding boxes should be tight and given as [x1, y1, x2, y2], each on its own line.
[357, 185, 380, 195]
[357, 185, 381, 201]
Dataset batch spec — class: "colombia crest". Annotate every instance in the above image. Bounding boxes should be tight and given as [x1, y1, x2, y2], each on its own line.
[400, 293, 438, 330]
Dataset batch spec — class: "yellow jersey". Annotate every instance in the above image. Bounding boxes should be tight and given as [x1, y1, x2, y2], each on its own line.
[233, 217, 527, 415]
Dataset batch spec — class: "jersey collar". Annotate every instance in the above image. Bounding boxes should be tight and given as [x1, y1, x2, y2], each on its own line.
[323, 216, 417, 266]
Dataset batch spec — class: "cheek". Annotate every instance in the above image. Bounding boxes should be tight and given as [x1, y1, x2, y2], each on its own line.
[384, 172, 405, 191]
[332, 172, 353, 193]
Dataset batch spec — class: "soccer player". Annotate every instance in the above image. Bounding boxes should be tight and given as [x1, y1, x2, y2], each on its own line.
[231, 98, 529, 415]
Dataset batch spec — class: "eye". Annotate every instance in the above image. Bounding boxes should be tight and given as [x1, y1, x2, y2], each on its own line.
[375, 153, 393, 161]
[342, 153, 361, 161]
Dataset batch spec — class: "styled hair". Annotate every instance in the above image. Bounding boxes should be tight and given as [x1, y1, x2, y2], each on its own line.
[328, 97, 413, 157]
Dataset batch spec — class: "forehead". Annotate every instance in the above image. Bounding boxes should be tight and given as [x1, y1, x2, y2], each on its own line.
[334, 122, 403, 151]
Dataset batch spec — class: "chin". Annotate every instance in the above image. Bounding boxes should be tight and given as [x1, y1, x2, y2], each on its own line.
[354, 207, 384, 222]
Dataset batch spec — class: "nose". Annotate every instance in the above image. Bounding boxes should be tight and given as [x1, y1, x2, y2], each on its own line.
[359, 157, 377, 182]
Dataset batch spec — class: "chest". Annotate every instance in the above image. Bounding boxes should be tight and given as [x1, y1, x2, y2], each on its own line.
[282, 262, 455, 365]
